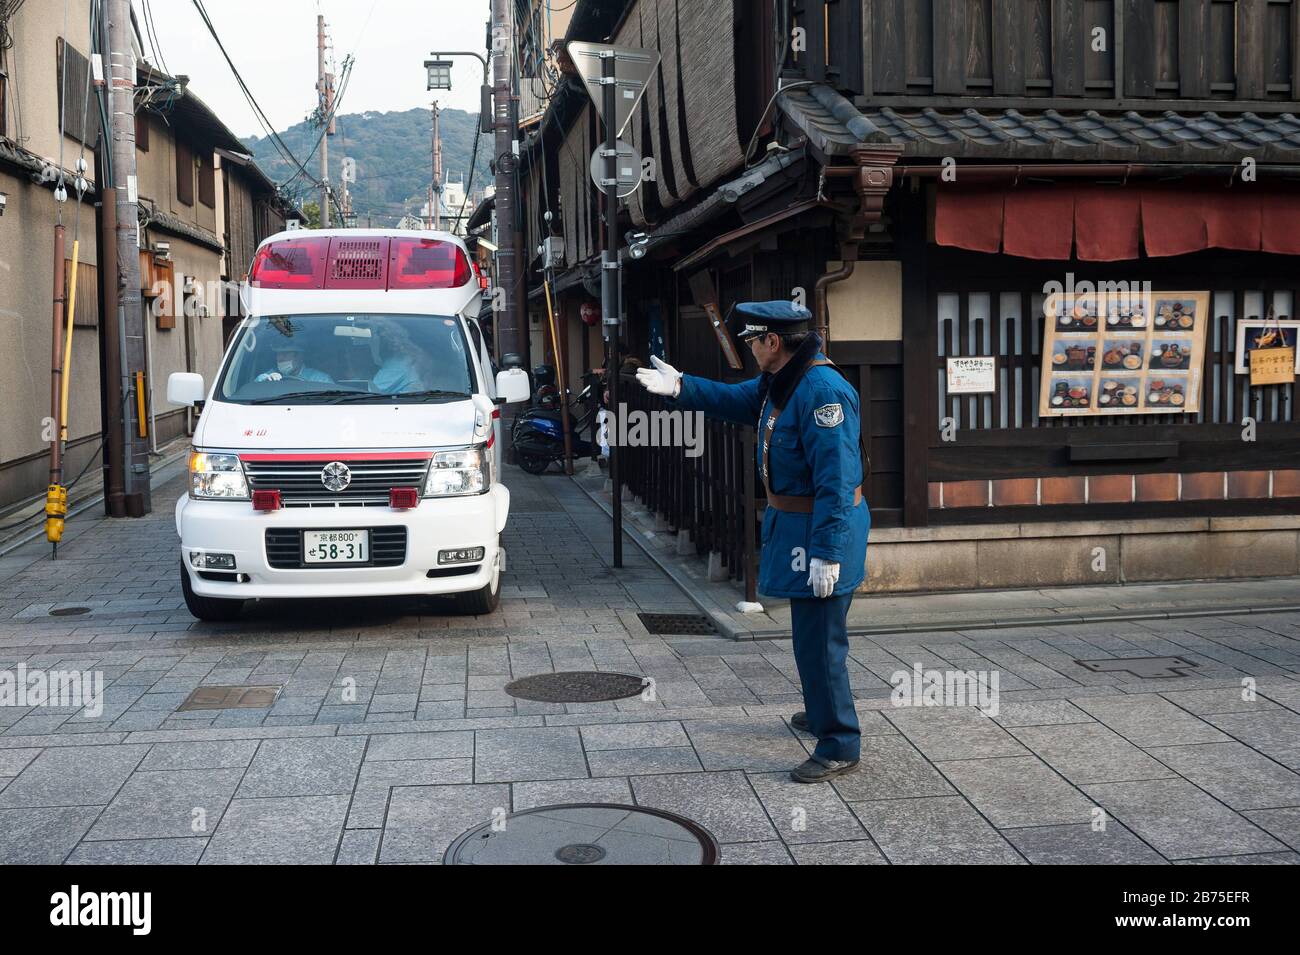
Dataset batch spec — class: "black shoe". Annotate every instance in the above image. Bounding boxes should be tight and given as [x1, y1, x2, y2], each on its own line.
[790, 755, 860, 784]
[790, 711, 811, 733]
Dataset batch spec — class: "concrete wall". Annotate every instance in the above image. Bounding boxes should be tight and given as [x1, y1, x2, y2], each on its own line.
[862, 516, 1300, 593]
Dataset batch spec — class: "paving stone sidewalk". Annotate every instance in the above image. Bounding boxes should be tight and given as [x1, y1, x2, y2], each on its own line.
[0, 466, 1298, 864]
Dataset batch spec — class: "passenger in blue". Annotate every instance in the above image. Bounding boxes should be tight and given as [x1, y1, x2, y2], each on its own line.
[635, 301, 870, 783]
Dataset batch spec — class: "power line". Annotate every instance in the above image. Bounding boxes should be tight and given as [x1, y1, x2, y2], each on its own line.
[189, 0, 323, 191]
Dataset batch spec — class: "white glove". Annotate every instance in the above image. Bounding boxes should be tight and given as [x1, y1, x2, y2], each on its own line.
[808, 558, 840, 598]
[635, 355, 682, 398]
[257, 371, 283, 382]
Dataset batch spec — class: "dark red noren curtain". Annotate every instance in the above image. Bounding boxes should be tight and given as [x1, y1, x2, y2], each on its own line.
[935, 181, 1300, 260]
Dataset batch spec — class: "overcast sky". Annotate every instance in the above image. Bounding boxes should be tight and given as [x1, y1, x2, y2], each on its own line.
[144, 0, 491, 139]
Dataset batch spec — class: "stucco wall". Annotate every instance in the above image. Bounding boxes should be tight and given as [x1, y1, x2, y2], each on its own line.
[0, 169, 102, 505]
[825, 260, 903, 341]
[142, 234, 224, 432]
[135, 113, 219, 235]
[3, 0, 95, 168]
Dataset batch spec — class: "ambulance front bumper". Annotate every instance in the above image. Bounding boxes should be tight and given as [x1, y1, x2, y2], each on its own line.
[175, 484, 509, 599]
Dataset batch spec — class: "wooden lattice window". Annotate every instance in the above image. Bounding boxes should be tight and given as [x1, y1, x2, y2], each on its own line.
[935, 286, 1298, 431]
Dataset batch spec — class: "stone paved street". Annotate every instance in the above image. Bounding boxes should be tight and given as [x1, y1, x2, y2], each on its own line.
[1, 466, 1299, 864]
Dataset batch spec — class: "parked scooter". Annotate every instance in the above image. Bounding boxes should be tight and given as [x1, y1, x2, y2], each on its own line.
[511, 375, 599, 474]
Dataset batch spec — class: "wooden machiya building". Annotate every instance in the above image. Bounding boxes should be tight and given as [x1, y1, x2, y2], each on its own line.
[518, 0, 1300, 597]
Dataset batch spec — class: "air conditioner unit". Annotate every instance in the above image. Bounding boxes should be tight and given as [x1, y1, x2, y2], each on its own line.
[543, 236, 564, 269]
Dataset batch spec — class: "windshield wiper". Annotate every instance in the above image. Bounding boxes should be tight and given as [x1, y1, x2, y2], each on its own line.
[329, 389, 472, 403]
[246, 389, 367, 404]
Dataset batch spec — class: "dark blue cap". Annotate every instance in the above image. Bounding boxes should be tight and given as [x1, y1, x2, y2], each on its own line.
[730, 301, 813, 341]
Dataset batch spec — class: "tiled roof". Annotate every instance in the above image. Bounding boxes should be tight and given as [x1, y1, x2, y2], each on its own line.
[778, 84, 1300, 164]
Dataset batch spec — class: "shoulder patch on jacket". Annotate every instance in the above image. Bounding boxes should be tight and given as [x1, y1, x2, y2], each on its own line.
[813, 403, 844, 428]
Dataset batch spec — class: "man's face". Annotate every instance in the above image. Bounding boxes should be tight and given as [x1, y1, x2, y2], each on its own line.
[747, 332, 781, 373]
[275, 349, 303, 375]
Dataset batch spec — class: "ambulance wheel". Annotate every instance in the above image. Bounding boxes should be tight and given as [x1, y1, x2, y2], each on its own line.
[180, 564, 244, 622]
[448, 542, 502, 615]
[517, 452, 550, 475]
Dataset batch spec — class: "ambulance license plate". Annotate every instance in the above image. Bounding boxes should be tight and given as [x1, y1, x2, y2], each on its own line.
[303, 529, 369, 564]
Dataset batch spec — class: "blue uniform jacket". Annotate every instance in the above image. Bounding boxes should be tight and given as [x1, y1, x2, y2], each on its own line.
[674, 355, 870, 598]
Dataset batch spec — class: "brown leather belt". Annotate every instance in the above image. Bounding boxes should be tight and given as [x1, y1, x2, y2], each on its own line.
[767, 485, 863, 513]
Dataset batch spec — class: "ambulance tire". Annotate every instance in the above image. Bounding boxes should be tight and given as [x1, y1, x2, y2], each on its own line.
[447, 539, 502, 615]
[181, 564, 245, 622]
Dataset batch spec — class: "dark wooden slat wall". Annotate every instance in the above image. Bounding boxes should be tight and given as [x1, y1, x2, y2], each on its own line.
[1052, 0, 1087, 94]
[845, 0, 1296, 100]
[992, 0, 1027, 94]
[1291, 0, 1300, 95]
[872, 0, 907, 92]
[1178, 0, 1213, 97]
[932, 0, 969, 92]
[1238, 0, 1270, 99]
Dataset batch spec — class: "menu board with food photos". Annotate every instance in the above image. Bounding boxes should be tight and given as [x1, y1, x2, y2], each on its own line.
[1039, 290, 1209, 416]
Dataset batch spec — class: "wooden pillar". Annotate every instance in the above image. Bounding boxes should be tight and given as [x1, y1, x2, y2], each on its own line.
[899, 185, 931, 527]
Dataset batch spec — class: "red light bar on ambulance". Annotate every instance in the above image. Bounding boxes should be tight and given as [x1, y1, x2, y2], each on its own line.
[388, 238, 471, 289]
[248, 238, 329, 289]
[248, 235, 473, 291]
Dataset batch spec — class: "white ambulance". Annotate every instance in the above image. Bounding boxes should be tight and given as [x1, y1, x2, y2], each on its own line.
[166, 229, 529, 621]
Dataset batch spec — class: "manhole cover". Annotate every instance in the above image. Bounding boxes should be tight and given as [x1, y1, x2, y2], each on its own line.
[638, 612, 717, 635]
[445, 804, 720, 865]
[48, 607, 91, 617]
[178, 685, 281, 710]
[1075, 656, 1201, 679]
[555, 843, 606, 864]
[504, 671, 647, 703]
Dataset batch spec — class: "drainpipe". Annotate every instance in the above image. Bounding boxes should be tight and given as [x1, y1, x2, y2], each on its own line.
[813, 245, 857, 346]
[814, 143, 903, 347]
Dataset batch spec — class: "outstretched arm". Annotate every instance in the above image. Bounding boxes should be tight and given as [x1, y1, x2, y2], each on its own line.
[675, 375, 763, 427]
[636, 355, 762, 427]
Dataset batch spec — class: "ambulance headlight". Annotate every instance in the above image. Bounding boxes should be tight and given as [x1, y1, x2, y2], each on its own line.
[189, 451, 249, 499]
[425, 445, 492, 497]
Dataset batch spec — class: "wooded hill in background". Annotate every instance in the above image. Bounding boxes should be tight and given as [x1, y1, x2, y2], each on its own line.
[242, 105, 492, 224]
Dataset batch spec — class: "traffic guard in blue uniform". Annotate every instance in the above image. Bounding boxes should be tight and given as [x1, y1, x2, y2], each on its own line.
[635, 301, 870, 782]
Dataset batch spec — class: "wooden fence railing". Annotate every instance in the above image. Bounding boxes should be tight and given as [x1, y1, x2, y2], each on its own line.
[616, 374, 760, 602]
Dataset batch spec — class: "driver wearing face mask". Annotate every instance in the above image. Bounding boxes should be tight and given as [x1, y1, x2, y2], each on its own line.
[255, 342, 334, 383]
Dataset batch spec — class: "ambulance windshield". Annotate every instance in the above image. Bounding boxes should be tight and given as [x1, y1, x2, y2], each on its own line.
[215, 313, 475, 404]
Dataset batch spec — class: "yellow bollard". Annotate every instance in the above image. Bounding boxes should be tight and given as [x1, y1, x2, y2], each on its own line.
[44, 484, 68, 543]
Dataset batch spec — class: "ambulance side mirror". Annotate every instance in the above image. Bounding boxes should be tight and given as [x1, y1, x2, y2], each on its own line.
[495, 367, 530, 404]
[167, 372, 205, 407]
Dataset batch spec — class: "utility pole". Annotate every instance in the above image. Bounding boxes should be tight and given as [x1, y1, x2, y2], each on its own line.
[599, 51, 623, 568]
[490, 0, 522, 364]
[107, 0, 150, 516]
[431, 101, 442, 230]
[317, 14, 331, 228]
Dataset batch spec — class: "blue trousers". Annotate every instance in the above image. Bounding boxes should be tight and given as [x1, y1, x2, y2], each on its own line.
[790, 593, 860, 762]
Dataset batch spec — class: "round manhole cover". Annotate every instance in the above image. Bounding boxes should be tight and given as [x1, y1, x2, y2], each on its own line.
[445, 804, 720, 865]
[555, 843, 606, 864]
[48, 607, 91, 617]
[504, 671, 648, 703]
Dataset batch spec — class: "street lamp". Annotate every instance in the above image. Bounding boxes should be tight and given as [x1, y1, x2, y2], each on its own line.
[424, 59, 453, 91]
[425, 51, 493, 134]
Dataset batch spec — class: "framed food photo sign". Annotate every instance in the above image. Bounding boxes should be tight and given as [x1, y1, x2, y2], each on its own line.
[1234, 317, 1300, 375]
[1039, 290, 1209, 417]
